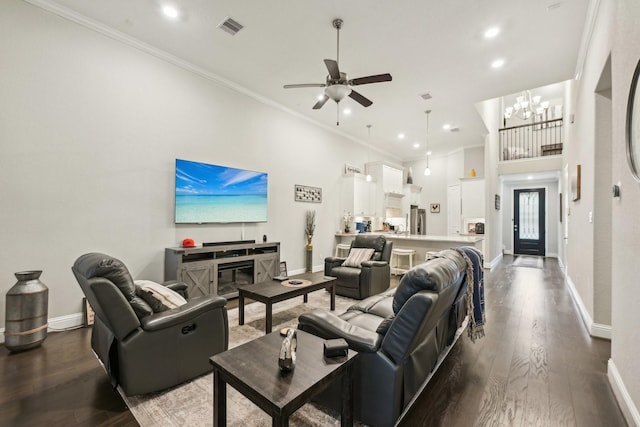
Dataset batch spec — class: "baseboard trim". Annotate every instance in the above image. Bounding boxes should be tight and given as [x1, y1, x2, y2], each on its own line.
[608, 359, 640, 427]
[565, 275, 611, 340]
[1, 312, 85, 345]
[557, 256, 565, 270]
[591, 322, 612, 340]
[565, 275, 593, 335]
[485, 252, 503, 269]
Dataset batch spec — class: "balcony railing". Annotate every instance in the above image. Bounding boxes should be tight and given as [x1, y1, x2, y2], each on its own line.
[499, 118, 563, 161]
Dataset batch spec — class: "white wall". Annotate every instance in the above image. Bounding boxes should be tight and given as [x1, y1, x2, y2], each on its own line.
[0, 0, 393, 327]
[475, 98, 503, 267]
[464, 146, 485, 178]
[609, 0, 640, 423]
[567, 0, 640, 424]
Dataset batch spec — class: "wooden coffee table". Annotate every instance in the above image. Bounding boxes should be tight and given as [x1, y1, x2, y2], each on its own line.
[210, 330, 358, 426]
[237, 271, 336, 334]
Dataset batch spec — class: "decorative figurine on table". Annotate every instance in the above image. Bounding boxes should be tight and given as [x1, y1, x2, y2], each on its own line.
[278, 328, 297, 372]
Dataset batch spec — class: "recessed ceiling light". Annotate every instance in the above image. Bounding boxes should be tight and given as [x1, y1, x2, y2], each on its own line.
[528, 176, 533, 180]
[161, 4, 180, 19]
[397, 133, 405, 140]
[413, 143, 420, 149]
[442, 124, 451, 130]
[426, 151, 432, 156]
[343, 108, 352, 115]
[484, 27, 500, 39]
[316, 94, 324, 101]
[491, 59, 505, 68]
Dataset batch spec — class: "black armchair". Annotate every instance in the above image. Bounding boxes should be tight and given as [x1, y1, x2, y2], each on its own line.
[72, 253, 228, 396]
[324, 235, 393, 299]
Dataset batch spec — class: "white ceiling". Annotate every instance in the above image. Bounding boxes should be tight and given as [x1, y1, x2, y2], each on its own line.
[38, 0, 590, 161]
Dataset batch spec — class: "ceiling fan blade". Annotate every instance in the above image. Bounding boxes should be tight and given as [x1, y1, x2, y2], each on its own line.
[348, 73, 392, 86]
[283, 83, 326, 89]
[348, 90, 373, 107]
[313, 94, 330, 110]
[324, 59, 341, 80]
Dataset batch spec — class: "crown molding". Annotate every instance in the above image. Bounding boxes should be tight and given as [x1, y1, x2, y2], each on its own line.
[21, 0, 401, 162]
[574, 0, 602, 81]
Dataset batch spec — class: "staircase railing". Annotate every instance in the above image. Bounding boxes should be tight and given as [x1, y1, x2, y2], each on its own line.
[499, 118, 563, 161]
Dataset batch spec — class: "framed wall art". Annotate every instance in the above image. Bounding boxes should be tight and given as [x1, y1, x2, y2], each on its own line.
[344, 163, 363, 175]
[626, 56, 640, 181]
[559, 193, 563, 222]
[571, 164, 581, 201]
[294, 184, 322, 203]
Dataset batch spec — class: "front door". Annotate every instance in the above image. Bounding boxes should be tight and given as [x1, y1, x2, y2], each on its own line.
[514, 188, 546, 256]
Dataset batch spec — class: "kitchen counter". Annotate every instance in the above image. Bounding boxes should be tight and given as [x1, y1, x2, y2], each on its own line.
[335, 231, 483, 243]
[334, 232, 485, 263]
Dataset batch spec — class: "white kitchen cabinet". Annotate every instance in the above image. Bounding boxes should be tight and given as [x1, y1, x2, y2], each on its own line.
[382, 165, 404, 194]
[367, 162, 405, 219]
[404, 184, 422, 206]
[342, 174, 377, 217]
[402, 184, 422, 217]
[460, 178, 485, 219]
[448, 179, 485, 236]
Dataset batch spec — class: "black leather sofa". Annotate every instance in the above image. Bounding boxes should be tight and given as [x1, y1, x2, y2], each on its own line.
[299, 248, 471, 427]
[72, 253, 229, 396]
[324, 234, 393, 299]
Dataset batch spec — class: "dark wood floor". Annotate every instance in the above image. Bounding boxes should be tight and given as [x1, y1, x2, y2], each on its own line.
[0, 255, 626, 426]
[0, 326, 137, 426]
[399, 255, 626, 427]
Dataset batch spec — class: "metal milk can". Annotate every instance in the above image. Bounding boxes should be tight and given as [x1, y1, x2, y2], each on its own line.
[4, 270, 49, 352]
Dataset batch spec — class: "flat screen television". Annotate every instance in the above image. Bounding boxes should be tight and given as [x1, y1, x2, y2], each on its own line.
[175, 159, 268, 224]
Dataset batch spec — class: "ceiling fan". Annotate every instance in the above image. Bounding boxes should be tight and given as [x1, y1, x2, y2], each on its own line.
[283, 18, 392, 125]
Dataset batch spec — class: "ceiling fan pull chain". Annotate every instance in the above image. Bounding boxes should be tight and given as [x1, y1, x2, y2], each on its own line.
[337, 105, 340, 126]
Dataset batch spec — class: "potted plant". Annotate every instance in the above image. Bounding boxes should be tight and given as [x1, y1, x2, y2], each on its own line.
[343, 211, 353, 233]
[305, 210, 315, 272]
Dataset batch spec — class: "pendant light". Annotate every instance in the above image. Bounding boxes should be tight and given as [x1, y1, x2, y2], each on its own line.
[365, 124, 373, 182]
[424, 110, 432, 176]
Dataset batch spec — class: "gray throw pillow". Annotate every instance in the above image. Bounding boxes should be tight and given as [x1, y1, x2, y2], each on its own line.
[135, 280, 188, 313]
[342, 248, 375, 268]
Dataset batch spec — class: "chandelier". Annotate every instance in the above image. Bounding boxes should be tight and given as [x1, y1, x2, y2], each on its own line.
[504, 90, 549, 120]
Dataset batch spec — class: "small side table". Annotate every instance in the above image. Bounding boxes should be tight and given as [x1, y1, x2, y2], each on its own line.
[210, 330, 358, 426]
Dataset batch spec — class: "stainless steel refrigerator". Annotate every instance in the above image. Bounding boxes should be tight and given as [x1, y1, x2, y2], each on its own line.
[410, 206, 427, 235]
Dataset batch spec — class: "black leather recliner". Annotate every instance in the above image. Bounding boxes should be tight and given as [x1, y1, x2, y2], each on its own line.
[299, 248, 471, 427]
[72, 253, 228, 396]
[324, 234, 393, 299]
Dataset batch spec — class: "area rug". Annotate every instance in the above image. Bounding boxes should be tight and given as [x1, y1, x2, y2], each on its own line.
[512, 255, 543, 269]
[121, 291, 358, 426]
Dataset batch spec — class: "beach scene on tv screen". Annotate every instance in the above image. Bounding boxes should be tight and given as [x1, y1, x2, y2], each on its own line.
[175, 159, 268, 223]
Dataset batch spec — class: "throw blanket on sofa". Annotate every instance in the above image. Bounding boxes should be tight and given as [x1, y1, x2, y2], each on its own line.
[455, 246, 485, 341]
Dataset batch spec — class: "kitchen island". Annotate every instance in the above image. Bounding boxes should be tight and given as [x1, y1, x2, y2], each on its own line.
[335, 232, 484, 265]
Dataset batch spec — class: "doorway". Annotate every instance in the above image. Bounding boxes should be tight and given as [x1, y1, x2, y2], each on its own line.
[514, 188, 546, 256]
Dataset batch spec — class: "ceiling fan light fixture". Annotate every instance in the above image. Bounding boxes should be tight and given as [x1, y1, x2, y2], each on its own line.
[325, 84, 351, 102]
